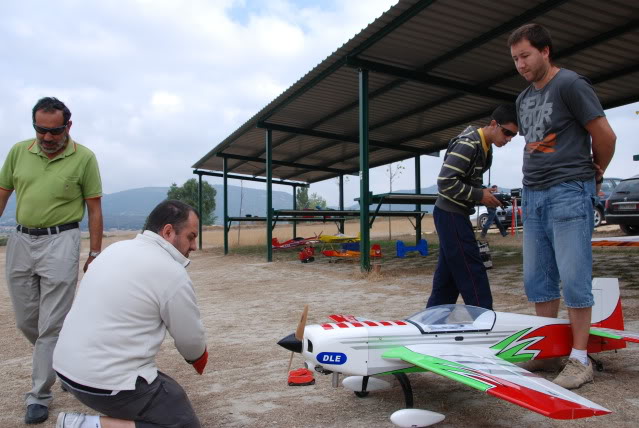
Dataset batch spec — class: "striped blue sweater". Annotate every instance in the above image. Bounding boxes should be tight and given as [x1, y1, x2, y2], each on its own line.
[434, 126, 492, 215]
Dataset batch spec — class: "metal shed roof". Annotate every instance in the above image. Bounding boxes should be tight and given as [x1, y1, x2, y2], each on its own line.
[193, 0, 639, 184]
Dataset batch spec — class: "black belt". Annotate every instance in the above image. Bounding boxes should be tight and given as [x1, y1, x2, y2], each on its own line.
[17, 222, 79, 236]
[56, 372, 114, 395]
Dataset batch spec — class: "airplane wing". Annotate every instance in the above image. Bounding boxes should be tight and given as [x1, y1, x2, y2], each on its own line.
[590, 327, 639, 343]
[383, 344, 610, 420]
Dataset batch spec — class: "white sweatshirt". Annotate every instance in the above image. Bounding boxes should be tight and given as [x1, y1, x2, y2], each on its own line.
[53, 231, 206, 390]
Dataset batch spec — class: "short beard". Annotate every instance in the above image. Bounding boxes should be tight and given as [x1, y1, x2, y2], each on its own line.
[37, 134, 68, 154]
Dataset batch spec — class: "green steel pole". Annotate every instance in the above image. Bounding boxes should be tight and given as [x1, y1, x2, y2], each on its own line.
[415, 155, 422, 245]
[198, 173, 203, 250]
[359, 69, 371, 272]
[292, 185, 297, 238]
[339, 175, 345, 234]
[266, 129, 273, 262]
[223, 157, 229, 255]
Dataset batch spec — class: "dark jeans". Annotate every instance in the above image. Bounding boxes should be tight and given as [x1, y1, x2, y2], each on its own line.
[428, 206, 493, 309]
[481, 207, 507, 235]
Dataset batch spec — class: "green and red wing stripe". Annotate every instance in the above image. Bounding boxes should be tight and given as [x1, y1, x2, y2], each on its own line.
[483, 374, 611, 419]
[590, 327, 639, 344]
[384, 346, 610, 420]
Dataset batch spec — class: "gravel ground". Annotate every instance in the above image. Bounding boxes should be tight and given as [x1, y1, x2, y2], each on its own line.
[0, 225, 638, 427]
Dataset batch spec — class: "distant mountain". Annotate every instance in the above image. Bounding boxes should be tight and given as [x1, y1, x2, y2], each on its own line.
[0, 185, 297, 231]
[0, 184, 449, 231]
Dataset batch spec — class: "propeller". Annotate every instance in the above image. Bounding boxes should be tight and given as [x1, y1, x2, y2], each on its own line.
[278, 305, 309, 373]
[296, 304, 309, 341]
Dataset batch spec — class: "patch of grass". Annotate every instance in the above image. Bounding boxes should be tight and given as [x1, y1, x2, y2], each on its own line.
[490, 251, 523, 269]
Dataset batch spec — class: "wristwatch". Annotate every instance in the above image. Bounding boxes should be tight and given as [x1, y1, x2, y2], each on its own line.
[89, 251, 101, 257]
[596, 177, 604, 184]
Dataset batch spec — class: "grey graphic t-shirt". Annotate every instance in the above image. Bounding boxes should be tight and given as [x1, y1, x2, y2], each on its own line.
[516, 69, 604, 189]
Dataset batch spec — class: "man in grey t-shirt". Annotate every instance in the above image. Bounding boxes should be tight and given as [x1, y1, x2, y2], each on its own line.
[508, 24, 616, 390]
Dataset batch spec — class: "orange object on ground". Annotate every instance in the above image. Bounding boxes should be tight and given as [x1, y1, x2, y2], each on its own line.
[322, 244, 383, 259]
[288, 368, 315, 386]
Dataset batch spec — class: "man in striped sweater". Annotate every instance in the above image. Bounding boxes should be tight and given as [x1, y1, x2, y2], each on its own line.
[427, 104, 518, 310]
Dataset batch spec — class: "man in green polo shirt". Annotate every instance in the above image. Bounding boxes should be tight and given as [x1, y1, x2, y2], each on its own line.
[0, 97, 103, 424]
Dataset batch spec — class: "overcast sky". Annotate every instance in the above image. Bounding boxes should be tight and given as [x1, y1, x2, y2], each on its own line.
[1, 0, 637, 206]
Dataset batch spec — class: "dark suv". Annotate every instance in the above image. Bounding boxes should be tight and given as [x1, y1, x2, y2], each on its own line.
[594, 177, 622, 227]
[604, 175, 639, 235]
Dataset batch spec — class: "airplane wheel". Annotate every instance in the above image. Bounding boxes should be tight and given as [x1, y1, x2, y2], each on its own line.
[354, 391, 369, 398]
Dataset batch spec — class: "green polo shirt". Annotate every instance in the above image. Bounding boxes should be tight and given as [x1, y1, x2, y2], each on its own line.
[0, 137, 102, 228]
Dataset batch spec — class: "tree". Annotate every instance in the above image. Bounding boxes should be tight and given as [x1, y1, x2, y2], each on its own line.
[167, 178, 217, 225]
[296, 187, 310, 209]
[296, 187, 327, 209]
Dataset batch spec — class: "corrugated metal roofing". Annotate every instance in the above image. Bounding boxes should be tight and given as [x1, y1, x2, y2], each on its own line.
[193, 0, 639, 184]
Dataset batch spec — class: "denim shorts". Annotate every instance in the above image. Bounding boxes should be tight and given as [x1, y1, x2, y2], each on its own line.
[522, 179, 595, 308]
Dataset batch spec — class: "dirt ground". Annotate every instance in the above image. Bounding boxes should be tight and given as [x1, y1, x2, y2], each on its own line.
[1, 217, 639, 427]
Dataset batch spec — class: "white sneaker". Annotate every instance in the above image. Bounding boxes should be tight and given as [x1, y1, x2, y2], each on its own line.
[56, 412, 89, 428]
[553, 358, 594, 390]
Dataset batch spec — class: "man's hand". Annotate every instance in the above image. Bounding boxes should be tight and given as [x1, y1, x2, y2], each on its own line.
[189, 348, 208, 375]
[480, 187, 502, 208]
[593, 161, 604, 194]
[82, 256, 95, 273]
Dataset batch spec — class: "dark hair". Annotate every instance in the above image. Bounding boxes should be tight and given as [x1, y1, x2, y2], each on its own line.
[32, 97, 72, 124]
[491, 104, 517, 126]
[144, 200, 200, 234]
[507, 23, 554, 61]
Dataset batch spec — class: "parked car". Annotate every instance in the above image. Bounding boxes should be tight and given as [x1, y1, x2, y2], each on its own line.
[594, 177, 622, 227]
[470, 200, 523, 231]
[604, 175, 639, 235]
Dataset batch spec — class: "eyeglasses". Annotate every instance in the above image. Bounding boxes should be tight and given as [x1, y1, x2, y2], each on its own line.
[33, 123, 68, 135]
[497, 123, 517, 138]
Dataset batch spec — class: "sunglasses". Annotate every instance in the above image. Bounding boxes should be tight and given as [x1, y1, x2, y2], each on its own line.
[33, 123, 68, 135]
[497, 123, 517, 138]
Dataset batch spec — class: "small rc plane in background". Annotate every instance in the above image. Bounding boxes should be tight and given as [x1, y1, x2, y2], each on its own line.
[271, 235, 321, 250]
[317, 233, 359, 244]
[278, 278, 639, 427]
[322, 244, 382, 261]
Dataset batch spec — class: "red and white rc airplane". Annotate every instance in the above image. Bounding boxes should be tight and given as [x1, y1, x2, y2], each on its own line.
[278, 278, 638, 427]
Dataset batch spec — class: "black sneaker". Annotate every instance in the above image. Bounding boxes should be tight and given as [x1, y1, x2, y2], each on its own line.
[25, 404, 48, 424]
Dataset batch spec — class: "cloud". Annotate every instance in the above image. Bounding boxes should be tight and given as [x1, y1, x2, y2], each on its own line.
[1, 0, 636, 206]
[150, 91, 184, 114]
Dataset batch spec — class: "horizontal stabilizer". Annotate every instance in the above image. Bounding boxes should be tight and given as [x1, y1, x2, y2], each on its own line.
[590, 327, 639, 344]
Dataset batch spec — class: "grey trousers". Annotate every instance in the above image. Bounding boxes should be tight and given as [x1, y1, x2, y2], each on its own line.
[6, 228, 80, 407]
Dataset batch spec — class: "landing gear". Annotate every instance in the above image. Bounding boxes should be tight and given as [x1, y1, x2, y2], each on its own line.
[345, 374, 444, 427]
[588, 355, 604, 372]
[345, 373, 413, 409]
[353, 376, 370, 397]
[393, 373, 414, 408]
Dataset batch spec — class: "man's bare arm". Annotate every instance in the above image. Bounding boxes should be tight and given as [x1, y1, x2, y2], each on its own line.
[83, 197, 103, 273]
[0, 188, 13, 218]
[586, 116, 616, 182]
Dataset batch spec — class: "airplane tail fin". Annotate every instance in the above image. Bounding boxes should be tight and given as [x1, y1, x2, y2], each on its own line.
[588, 278, 626, 353]
[272, 237, 280, 246]
[590, 278, 623, 329]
